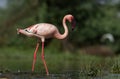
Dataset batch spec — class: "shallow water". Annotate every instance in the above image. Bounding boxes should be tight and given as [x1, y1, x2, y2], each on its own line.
[0, 71, 120, 79]
[0, 50, 120, 79]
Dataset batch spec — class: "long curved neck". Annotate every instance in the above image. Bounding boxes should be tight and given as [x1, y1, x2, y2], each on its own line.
[54, 17, 68, 39]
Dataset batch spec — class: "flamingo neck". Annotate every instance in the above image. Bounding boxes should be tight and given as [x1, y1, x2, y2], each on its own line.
[54, 17, 68, 39]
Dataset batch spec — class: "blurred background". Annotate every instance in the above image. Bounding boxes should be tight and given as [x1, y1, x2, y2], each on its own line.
[0, 0, 120, 78]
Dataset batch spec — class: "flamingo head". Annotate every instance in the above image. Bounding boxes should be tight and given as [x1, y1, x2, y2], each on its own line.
[17, 28, 30, 35]
[66, 14, 76, 31]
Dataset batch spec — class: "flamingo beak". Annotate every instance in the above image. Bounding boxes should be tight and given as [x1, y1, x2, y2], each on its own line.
[71, 19, 76, 31]
[17, 28, 20, 34]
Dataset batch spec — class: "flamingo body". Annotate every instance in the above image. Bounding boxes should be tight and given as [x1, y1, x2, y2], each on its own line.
[25, 23, 57, 38]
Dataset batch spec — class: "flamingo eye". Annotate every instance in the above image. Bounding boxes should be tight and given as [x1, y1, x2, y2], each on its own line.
[25, 29, 29, 32]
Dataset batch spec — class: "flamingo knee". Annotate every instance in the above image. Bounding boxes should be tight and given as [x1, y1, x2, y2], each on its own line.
[41, 54, 45, 60]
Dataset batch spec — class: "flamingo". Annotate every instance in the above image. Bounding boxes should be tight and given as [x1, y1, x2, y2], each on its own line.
[17, 14, 76, 75]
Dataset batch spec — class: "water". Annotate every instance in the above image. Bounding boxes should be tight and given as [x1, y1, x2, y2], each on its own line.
[0, 51, 119, 79]
[0, 71, 120, 79]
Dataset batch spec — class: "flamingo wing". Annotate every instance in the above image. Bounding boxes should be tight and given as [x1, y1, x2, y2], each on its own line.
[28, 23, 57, 38]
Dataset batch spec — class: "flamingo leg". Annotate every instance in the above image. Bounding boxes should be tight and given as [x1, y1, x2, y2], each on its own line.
[41, 42, 49, 75]
[32, 42, 40, 72]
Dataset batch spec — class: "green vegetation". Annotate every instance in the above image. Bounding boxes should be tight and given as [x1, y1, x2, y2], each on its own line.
[0, 47, 120, 76]
[0, 0, 120, 53]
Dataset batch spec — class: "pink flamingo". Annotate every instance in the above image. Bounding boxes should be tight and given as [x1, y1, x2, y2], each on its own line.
[17, 14, 76, 75]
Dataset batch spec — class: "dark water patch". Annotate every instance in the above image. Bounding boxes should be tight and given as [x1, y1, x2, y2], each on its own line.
[0, 71, 82, 79]
[0, 71, 120, 79]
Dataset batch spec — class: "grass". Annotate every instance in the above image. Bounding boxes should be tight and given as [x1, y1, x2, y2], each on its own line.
[0, 46, 120, 76]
